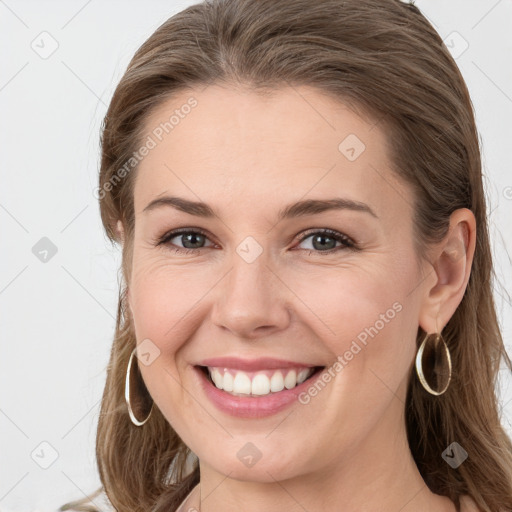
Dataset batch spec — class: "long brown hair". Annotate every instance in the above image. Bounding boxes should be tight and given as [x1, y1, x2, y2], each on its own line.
[60, 0, 512, 510]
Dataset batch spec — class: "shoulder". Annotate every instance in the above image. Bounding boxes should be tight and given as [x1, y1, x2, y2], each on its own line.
[459, 495, 481, 512]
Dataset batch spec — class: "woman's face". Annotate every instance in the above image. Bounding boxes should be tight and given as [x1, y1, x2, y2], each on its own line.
[126, 84, 433, 481]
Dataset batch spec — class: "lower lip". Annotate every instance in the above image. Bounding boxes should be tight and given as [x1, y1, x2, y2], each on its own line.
[193, 366, 321, 418]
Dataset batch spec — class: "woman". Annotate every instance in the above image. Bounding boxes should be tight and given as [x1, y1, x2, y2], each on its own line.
[61, 0, 512, 511]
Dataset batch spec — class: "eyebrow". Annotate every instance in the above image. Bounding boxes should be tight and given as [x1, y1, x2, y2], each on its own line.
[142, 195, 378, 220]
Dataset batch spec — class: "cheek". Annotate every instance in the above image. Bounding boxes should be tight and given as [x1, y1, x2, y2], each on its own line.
[128, 253, 215, 360]
[293, 251, 419, 389]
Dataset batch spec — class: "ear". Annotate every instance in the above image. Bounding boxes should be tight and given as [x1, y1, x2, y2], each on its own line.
[126, 286, 132, 316]
[116, 220, 125, 246]
[418, 208, 477, 333]
[116, 220, 132, 313]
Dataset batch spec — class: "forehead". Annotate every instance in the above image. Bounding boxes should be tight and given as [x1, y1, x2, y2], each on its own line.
[133, 84, 412, 224]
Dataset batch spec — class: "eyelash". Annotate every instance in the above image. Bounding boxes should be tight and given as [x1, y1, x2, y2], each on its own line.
[155, 227, 357, 256]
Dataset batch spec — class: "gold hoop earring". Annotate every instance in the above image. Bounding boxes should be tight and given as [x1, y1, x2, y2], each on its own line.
[415, 331, 452, 396]
[125, 347, 154, 426]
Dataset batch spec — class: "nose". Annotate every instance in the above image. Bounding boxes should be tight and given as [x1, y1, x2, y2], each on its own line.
[210, 255, 291, 340]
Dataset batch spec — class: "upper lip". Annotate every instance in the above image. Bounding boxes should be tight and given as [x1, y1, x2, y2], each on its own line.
[196, 357, 321, 372]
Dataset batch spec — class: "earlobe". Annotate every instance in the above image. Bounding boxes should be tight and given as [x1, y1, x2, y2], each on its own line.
[418, 208, 476, 333]
[117, 220, 125, 245]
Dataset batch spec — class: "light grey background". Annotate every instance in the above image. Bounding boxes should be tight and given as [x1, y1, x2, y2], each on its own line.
[1, 1, 511, 510]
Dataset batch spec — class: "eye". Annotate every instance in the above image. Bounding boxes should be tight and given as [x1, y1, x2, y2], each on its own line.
[295, 228, 356, 255]
[155, 227, 215, 254]
[155, 227, 356, 255]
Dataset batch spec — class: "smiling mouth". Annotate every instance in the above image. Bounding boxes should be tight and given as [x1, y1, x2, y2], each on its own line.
[197, 365, 325, 397]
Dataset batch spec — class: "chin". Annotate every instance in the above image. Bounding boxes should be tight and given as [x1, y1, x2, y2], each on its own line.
[193, 434, 313, 482]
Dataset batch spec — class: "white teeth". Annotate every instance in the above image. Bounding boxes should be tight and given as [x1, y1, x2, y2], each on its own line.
[297, 369, 310, 384]
[251, 374, 270, 395]
[211, 369, 223, 389]
[223, 371, 234, 392]
[207, 367, 315, 396]
[270, 371, 285, 392]
[284, 370, 297, 389]
[233, 372, 252, 394]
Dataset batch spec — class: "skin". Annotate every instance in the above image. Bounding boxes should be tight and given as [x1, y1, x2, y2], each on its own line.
[118, 84, 476, 512]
